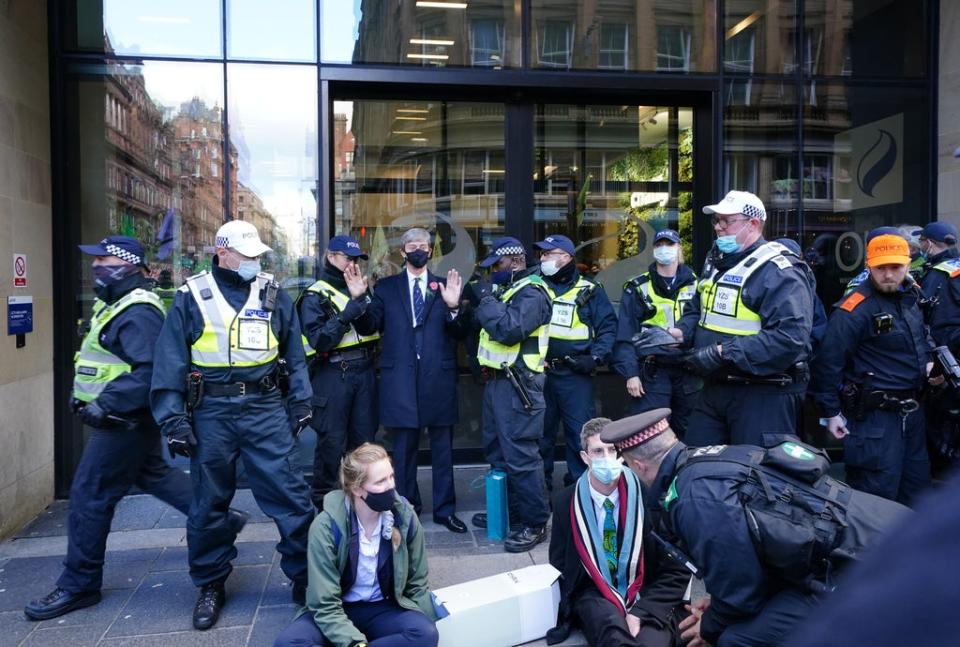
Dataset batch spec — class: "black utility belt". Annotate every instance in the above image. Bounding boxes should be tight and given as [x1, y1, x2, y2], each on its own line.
[204, 378, 278, 397]
[866, 389, 920, 414]
[715, 362, 809, 387]
[325, 347, 375, 364]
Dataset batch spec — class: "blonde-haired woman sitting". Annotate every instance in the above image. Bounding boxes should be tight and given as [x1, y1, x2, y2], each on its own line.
[274, 443, 440, 647]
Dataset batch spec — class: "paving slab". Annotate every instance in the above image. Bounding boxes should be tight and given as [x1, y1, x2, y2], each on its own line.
[248, 604, 299, 646]
[20, 624, 106, 647]
[98, 626, 250, 647]
[0, 609, 35, 646]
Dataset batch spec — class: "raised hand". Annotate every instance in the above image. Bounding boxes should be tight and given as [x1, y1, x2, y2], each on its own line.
[439, 268, 464, 308]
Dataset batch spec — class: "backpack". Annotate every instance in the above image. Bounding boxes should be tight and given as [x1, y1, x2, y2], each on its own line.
[673, 440, 909, 593]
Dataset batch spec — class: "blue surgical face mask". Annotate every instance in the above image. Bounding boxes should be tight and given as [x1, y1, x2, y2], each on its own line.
[237, 259, 261, 281]
[590, 456, 622, 485]
[715, 235, 741, 254]
[653, 246, 678, 266]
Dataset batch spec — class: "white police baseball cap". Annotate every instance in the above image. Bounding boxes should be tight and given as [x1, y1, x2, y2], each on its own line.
[214, 220, 271, 257]
[703, 190, 767, 222]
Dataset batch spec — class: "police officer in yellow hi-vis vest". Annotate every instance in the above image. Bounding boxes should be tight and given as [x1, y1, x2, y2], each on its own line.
[25, 237, 197, 622]
[471, 237, 553, 553]
[677, 191, 814, 447]
[613, 229, 698, 437]
[298, 235, 379, 510]
[533, 234, 617, 489]
[150, 221, 314, 631]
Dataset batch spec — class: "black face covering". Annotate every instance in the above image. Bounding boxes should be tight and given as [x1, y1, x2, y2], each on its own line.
[362, 488, 396, 512]
[404, 249, 430, 269]
[92, 264, 143, 303]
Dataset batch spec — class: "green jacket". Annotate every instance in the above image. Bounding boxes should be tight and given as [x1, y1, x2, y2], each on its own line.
[301, 490, 438, 646]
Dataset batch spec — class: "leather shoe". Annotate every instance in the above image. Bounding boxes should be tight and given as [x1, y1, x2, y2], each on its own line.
[504, 525, 548, 553]
[24, 587, 101, 621]
[292, 582, 307, 605]
[227, 508, 249, 535]
[193, 581, 225, 630]
[471, 512, 521, 532]
[434, 514, 468, 534]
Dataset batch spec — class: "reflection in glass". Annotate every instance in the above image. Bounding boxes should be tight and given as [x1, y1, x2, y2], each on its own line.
[333, 99, 505, 284]
[98, 0, 223, 58]
[723, 0, 796, 75]
[530, 1, 716, 73]
[322, 0, 520, 68]
[227, 64, 318, 297]
[227, 0, 316, 62]
[533, 105, 694, 304]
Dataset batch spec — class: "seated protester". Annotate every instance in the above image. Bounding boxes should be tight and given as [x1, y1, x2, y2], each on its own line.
[547, 418, 689, 647]
[274, 443, 439, 647]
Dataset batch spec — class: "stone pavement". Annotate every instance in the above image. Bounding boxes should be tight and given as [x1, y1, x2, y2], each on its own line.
[0, 466, 589, 647]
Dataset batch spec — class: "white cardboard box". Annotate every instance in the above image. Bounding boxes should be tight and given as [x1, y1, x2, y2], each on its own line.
[433, 564, 561, 647]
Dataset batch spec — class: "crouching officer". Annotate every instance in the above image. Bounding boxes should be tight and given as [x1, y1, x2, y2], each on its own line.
[471, 237, 553, 552]
[601, 409, 908, 647]
[534, 234, 617, 489]
[299, 235, 379, 510]
[811, 232, 935, 505]
[150, 221, 314, 630]
[613, 228, 698, 436]
[25, 237, 198, 621]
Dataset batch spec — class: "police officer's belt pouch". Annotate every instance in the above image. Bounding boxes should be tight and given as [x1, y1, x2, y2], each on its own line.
[760, 441, 830, 484]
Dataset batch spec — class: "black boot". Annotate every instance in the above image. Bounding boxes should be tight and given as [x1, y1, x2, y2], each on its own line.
[24, 587, 101, 621]
[504, 525, 548, 553]
[192, 580, 225, 630]
[471, 512, 521, 532]
[227, 508, 249, 535]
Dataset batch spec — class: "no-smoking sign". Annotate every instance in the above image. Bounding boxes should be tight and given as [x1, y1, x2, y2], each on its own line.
[13, 253, 27, 287]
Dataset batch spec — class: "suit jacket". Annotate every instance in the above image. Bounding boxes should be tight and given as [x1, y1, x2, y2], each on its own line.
[547, 480, 690, 644]
[369, 270, 467, 428]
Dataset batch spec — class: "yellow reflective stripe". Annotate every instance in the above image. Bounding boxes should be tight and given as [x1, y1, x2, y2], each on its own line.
[477, 278, 550, 372]
[700, 312, 762, 334]
[301, 280, 381, 357]
[547, 279, 592, 341]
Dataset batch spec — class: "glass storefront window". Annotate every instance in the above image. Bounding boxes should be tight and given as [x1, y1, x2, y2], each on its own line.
[321, 0, 520, 68]
[724, 0, 796, 75]
[227, 0, 317, 62]
[227, 64, 319, 298]
[533, 104, 694, 305]
[530, 1, 716, 73]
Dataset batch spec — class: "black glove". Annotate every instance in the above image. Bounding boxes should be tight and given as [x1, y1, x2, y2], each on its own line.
[162, 416, 197, 458]
[290, 402, 313, 438]
[473, 279, 495, 300]
[684, 344, 726, 377]
[70, 398, 86, 414]
[80, 400, 108, 428]
[567, 354, 597, 375]
[338, 297, 367, 323]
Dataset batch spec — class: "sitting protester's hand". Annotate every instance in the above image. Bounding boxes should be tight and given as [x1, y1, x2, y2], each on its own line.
[680, 597, 712, 647]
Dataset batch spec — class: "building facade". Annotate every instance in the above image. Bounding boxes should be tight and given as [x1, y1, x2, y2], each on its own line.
[1, 1, 956, 525]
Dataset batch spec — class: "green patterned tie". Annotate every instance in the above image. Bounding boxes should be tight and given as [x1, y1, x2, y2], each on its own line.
[602, 498, 618, 584]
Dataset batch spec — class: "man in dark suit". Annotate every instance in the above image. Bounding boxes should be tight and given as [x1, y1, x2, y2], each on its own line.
[548, 417, 688, 647]
[368, 227, 468, 533]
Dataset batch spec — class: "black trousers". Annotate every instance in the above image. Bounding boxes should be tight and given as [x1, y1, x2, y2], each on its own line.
[686, 382, 804, 447]
[389, 426, 455, 518]
[717, 588, 819, 647]
[574, 588, 676, 647]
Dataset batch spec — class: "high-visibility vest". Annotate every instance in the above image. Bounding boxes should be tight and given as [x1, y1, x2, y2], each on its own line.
[184, 270, 279, 367]
[153, 286, 176, 310]
[300, 280, 380, 357]
[697, 242, 792, 336]
[477, 275, 550, 373]
[73, 289, 165, 403]
[545, 278, 594, 341]
[931, 257, 960, 279]
[630, 272, 697, 329]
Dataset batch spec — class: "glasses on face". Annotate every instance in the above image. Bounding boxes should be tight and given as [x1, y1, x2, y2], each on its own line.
[539, 250, 566, 259]
[711, 215, 749, 230]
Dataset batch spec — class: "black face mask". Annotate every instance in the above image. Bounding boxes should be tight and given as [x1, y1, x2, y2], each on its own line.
[404, 249, 430, 269]
[362, 487, 396, 512]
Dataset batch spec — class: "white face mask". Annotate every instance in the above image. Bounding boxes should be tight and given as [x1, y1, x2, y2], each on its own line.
[541, 259, 561, 276]
[653, 246, 678, 265]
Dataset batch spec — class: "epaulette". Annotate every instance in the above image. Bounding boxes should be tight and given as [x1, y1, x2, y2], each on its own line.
[623, 274, 650, 293]
[838, 290, 868, 313]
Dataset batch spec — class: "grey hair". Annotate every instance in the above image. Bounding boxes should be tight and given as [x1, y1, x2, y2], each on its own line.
[400, 228, 432, 248]
[620, 428, 677, 465]
[580, 417, 613, 452]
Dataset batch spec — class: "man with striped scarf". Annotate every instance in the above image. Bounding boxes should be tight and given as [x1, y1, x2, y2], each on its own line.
[547, 418, 689, 646]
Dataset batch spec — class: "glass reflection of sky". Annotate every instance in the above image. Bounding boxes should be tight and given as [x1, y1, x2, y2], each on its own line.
[228, 0, 316, 62]
[104, 0, 222, 58]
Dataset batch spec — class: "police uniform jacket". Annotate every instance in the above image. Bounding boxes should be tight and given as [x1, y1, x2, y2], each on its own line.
[474, 267, 553, 363]
[678, 239, 814, 377]
[920, 247, 960, 352]
[809, 279, 932, 417]
[298, 265, 379, 358]
[613, 262, 698, 380]
[542, 267, 618, 363]
[150, 261, 312, 425]
[85, 272, 165, 418]
[368, 270, 468, 428]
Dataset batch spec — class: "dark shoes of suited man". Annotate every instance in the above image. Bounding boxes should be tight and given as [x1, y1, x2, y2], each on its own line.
[24, 587, 102, 621]
[193, 579, 226, 630]
[504, 525, 548, 553]
[434, 514, 468, 533]
[471, 512, 522, 533]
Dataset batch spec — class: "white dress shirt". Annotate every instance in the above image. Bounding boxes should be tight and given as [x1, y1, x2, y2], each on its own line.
[342, 514, 385, 603]
[588, 481, 620, 533]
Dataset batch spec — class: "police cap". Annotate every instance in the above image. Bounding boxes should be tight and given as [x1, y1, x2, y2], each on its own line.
[600, 408, 672, 451]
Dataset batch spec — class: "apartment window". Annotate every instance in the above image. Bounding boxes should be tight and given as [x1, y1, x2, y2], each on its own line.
[470, 19, 505, 67]
[537, 21, 572, 69]
[657, 26, 691, 72]
[598, 23, 629, 70]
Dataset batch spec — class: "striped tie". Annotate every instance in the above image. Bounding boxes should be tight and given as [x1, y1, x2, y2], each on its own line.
[413, 277, 425, 326]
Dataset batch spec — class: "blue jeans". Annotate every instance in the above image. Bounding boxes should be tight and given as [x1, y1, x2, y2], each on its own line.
[274, 600, 438, 647]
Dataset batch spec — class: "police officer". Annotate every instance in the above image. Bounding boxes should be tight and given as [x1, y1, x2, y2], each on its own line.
[810, 232, 934, 504]
[614, 228, 698, 436]
[25, 237, 201, 621]
[298, 235, 379, 510]
[917, 221, 960, 349]
[154, 269, 177, 310]
[775, 238, 828, 353]
[534, 234, 617, 488]
[151, 221, 314, 630]
[600, 409, 907, 647]
[678, 190, 814, 446]
[471, 237, 553, 552]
